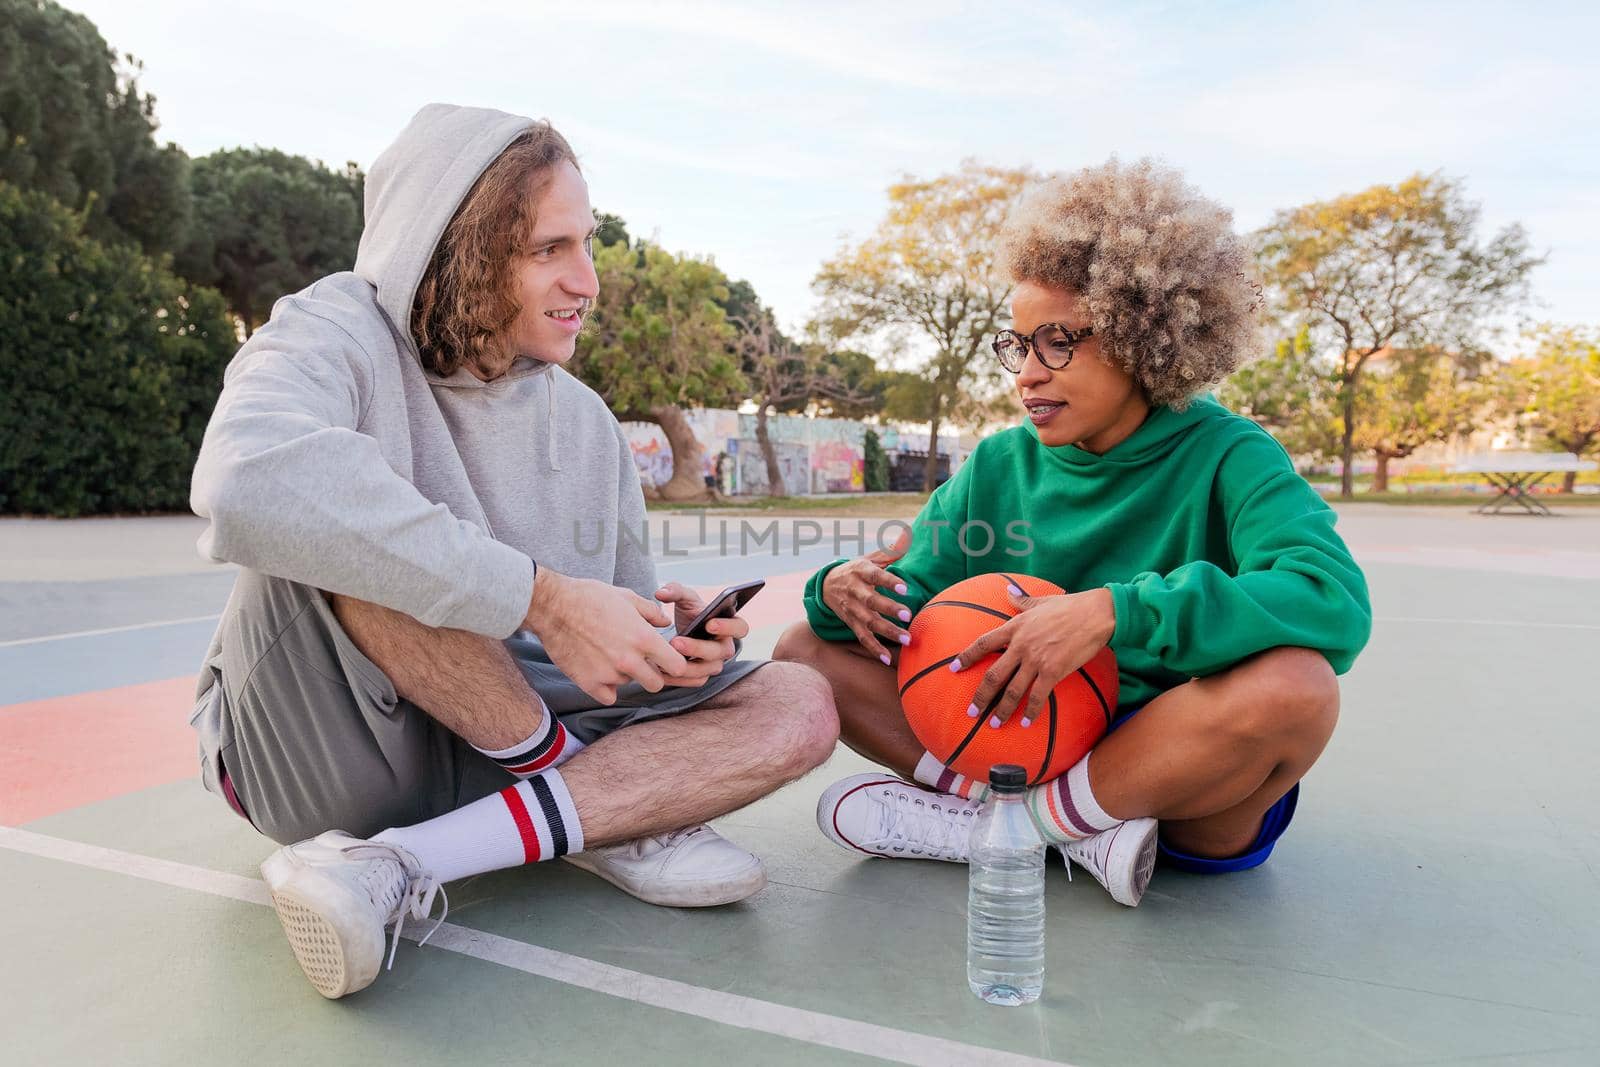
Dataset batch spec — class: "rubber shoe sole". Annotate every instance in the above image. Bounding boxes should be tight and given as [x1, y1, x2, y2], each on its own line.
[261, 851, 385, 999]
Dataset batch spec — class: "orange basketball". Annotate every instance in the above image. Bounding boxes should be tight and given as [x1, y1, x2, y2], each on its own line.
[898, 572, 1118, 786]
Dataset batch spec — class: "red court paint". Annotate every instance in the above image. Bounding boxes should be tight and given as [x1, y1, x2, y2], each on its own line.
[0, 676, 198, 825]
[693, 568, 811, 632]
[1, 566, 819, 825]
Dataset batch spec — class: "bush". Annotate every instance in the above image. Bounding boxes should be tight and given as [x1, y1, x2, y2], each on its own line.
[863, 428, 890, 492]
[0, 181, 236, 515]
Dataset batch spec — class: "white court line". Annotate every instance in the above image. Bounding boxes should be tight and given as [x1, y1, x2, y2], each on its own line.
[0, 826, 1069, 1067]
[6, 610, 1597, 649]
[0, 614, 222, 648]
[1376, 616, 1600, 631]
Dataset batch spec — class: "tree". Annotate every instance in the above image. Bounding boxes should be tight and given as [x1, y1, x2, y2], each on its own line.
[0, 0, 191, 256]
[732, 308, 874, 497]
[593, 210, 630, 249]
[879, 371, 936, 424]
[862, 428, 890, 492]
[815, 161, 1032, 490]
[1218, 328, 1342, 460]
[0, 182, 236, 515]
[175, 148, 364, 335]
[572, 241, 745, 501]
[805, 349, 887, 419]
[1355, 352, 1480, 492]
[1255, 173, 1541, 497]
[1493, 325, 1600, 492]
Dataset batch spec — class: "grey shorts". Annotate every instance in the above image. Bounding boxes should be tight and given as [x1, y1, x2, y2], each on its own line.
[190, 569, 766, 844]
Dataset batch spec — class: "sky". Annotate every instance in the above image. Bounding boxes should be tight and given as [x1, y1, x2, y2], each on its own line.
[66, 0, 1599, 342]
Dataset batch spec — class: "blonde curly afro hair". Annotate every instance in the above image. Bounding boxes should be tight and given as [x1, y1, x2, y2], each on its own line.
[998, 158, 1260, 410]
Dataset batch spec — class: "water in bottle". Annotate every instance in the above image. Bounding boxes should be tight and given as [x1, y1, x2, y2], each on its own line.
[967, 763, 1045, 1005]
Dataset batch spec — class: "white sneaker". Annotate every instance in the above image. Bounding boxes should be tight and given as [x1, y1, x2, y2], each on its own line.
[1057, 817, 1159, 907]
[260, 830, 445, 999]
[816, 773, 978, 863]
[562, 824, 766, 907]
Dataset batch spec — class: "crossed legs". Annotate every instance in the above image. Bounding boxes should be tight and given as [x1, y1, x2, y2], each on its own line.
[773, 621, 1336, 858]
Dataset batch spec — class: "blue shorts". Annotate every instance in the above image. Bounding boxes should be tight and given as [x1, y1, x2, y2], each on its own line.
[1107, 703, 1299, 875]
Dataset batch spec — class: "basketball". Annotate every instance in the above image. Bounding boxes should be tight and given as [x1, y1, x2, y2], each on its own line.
[898, 572, 1118, 786]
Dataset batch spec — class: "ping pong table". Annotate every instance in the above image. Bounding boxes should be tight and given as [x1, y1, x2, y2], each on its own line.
[1451, 451, 1599, 515]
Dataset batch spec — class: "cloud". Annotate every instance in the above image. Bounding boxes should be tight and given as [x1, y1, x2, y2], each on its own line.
[63, 0, 1600, 329]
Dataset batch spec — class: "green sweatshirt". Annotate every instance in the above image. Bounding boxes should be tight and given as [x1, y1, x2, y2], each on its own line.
[803, 397, 1372, 710]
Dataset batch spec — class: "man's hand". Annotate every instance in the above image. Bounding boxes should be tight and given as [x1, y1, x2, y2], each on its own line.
[652, 581, 748, 688]
[951, 585, 1116, 728]
[821, 527, 914, 666]
[523, 568, 690, 705]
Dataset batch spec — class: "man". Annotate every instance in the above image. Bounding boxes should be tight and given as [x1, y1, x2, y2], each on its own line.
[189, 104, 838, 999]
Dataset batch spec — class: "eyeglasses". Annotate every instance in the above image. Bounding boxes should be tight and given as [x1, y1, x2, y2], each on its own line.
[992, 322, 1095, 373]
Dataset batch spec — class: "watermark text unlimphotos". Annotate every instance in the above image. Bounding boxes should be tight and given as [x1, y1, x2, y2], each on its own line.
[570, 513, 1034, 559]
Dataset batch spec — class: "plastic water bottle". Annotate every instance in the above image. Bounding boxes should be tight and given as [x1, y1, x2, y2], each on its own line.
[967, 763, 1045, 1005]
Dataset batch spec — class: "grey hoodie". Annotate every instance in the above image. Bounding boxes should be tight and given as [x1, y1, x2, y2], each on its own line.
[190, 103, 655, 639]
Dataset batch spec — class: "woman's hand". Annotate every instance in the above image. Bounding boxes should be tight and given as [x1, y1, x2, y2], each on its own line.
[951, 584, 1116, 728]
[653, 581, 748, 688]
[821, 528, 915, 666]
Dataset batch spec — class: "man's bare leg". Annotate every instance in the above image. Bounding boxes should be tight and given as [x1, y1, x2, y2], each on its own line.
[775, 620, 1336, 858]
[332, 595, 838, 847]
[772, 622, 921, 776]
[261, 596, 839, 1000]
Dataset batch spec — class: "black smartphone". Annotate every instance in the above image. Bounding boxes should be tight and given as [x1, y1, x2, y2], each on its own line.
[680, 578, 766, 641]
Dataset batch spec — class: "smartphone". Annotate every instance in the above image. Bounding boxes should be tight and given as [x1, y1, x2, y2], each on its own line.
[680, 578, 766, 641]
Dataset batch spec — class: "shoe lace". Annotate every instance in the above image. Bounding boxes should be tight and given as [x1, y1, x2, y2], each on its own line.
[597, 824, 707, 859]
[867, 786, 974, 859]
[340, 841, 449, 971]
[658, 824, 709, 848]
[1062, 832, 1117, 882]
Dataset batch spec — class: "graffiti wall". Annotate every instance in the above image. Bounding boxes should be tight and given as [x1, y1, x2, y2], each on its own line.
[619, 408, 963, 495]
[624, 429, 677, 489]
[812, 439, 865, 492]
[621, 410, 739, 491]
[737, 441, 809, 496]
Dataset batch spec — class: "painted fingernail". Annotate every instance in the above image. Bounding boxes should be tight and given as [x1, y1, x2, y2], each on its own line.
[898, 609, 912, 622]
[879, 653, 892, 666]
[898, 633, 911, 645]
[949, 659, 962, 672]
[967, 704, 979, 718]
[894, 583, 908, 595]
[1008, 585, 1023, 597]
[988, 716, 1002, 728]
[1020, 717, 1033, 728]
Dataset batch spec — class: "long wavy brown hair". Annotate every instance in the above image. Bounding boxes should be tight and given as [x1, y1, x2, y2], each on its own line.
[411, 123, 579, 377]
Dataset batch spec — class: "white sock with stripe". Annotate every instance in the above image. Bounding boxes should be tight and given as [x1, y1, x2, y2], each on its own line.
[913, 751, 990, 802]
[1025, 752, 1123, 844]
[371, 770, 583, 884]
[474, 694, 584, 778]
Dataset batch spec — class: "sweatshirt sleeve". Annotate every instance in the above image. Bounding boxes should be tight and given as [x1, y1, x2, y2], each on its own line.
[802, 447, 977, 642]
[1104, 433, 1372, 677]
[189, 300, 535, 638]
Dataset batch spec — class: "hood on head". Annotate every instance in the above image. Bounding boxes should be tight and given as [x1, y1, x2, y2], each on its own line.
[354, 103, 539, 361]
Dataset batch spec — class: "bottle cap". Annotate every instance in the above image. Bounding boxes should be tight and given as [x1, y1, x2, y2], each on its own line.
[988, 764, 1026, 793]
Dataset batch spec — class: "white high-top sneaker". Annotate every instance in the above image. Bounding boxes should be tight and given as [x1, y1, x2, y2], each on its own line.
[260, 830, 445, 999]
[562, 824, 766, 907]
[1057, 817, 1159, 907]
[816, 773, 978, 863]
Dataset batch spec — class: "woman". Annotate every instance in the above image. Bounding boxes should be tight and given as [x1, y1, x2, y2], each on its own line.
[776, 158, 1371, 907]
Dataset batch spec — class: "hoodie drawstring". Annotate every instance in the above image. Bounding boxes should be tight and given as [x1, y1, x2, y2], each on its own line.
[546, 372, 561, 472]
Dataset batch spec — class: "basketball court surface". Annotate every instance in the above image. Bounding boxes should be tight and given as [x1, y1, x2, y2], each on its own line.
[3, 505, 1598, 1065]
